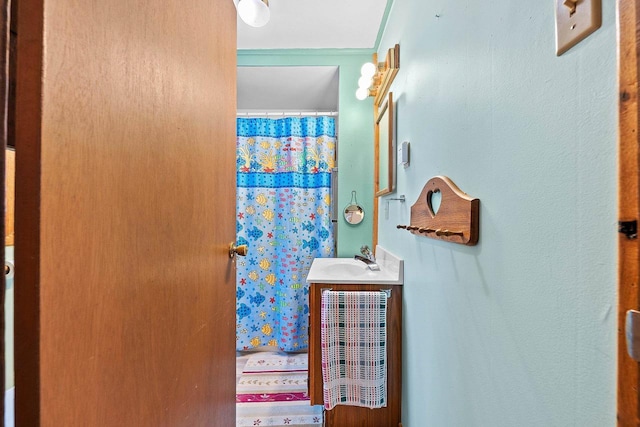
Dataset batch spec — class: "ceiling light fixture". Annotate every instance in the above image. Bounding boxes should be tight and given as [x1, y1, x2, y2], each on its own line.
[237, 0, 270, 28]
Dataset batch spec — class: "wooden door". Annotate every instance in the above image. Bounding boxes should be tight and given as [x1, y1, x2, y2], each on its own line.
[14, 0, 237, 425]
[0, 0, 8, 422]
[618, 0, 640, 425]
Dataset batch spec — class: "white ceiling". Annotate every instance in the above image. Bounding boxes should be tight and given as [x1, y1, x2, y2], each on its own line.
[237, 66, 339, 112]
[236, 0, 389, 50]
[236, 0, 389, 112]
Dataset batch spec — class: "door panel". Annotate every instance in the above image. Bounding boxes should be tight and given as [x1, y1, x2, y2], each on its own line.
[618, 0, 640, 424]
[0, 0, 8, 422]
[14, 0, 237, 425]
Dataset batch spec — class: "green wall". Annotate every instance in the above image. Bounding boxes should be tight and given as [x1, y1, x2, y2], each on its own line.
[377, 0, 617, 425]
[238, 51, 375, 257]
[241, 1, 618, 421]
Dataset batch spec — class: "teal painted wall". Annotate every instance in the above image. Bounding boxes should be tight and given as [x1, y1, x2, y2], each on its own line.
[238, 51, 375, 257]
[377, 0, 617, 426]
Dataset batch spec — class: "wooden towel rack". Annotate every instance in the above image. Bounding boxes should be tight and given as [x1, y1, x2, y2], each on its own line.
[397, 176, 479, 246]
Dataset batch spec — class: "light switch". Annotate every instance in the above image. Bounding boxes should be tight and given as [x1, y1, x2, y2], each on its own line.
[397, 141, 409, 168]
[555, 0, 601, 56]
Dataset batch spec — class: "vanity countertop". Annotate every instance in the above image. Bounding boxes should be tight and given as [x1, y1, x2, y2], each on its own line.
[306, 246, 403, 285]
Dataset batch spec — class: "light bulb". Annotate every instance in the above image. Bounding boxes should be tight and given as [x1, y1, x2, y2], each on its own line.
[360, 62, 376, 79]
[237, 0, 270, 28]
[356, 87, 369, 100]
[358, 75, 373, 90]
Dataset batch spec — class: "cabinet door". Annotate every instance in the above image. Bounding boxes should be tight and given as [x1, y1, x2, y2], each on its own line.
[309, 283, 403, 427]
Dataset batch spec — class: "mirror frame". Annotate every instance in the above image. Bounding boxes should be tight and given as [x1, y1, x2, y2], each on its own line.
[374, 91, 394, 197]
[343, 203, 365, 225]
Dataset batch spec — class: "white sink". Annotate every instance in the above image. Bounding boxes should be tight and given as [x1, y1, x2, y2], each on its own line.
[311, 258, 370, 277]
[306, 246, 403, 285]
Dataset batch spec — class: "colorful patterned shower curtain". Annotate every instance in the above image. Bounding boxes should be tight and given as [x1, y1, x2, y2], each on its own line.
[236, 116, 336, 352]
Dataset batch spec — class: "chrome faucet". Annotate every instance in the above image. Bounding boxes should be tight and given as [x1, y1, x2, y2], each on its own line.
[355, 245, 380, 270]
[360, 245, 375, 261]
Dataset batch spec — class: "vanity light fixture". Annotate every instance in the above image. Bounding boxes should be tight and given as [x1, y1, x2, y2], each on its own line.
[356, 62, 376, 100]
[355, 88, 369, 101]
[236, 0, 270, 28]
[355, 44, 400, 104]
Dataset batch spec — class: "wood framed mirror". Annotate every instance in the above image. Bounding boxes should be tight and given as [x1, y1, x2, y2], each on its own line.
[375, 91, 394, 196]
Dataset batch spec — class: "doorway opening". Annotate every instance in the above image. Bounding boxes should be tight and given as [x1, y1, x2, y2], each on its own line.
[235, 65, 339, 426]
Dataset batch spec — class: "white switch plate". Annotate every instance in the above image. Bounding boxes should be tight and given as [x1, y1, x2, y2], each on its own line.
[397, 141, 409, 168]
[555, 0, 602, 56]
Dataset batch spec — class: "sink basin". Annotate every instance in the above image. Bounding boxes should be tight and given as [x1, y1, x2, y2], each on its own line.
[306, 247, 403, 285]
[312, 258, 369, 277]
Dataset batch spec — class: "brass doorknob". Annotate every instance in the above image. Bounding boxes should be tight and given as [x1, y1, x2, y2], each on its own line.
[229, 242, 248, 258]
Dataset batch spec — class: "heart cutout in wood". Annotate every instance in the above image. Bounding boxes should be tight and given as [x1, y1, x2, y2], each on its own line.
[427, 189, 442, 217]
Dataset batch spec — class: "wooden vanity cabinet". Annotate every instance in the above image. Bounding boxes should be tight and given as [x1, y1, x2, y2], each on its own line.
[308, 283, 403, 427]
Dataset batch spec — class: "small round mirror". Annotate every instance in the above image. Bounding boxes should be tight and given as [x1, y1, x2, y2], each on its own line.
[344, 205, 364, 225]
[344, 191, 365, 225]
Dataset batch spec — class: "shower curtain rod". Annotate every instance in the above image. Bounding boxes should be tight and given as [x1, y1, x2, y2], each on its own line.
[236, 111, 338, 117]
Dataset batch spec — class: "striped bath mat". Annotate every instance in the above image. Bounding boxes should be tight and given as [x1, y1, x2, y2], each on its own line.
[236, 351, 323, 426]
[320, 290, 388, 410]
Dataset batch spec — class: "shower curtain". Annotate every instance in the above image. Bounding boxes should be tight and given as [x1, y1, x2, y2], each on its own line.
[236, 116, 336, 352]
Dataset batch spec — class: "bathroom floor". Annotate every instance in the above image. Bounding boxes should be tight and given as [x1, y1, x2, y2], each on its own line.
[236, 352, 250, 384]
[236, 350, 323, 427]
